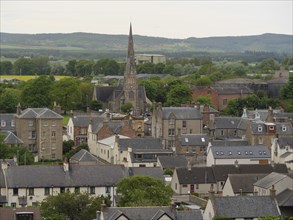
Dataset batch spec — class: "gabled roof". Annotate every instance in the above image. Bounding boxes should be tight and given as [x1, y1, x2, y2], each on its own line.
[16, 108, 63, 119]
[176, 167, 215, 184]
[4, 164, 127, 188]
[210, 145, 270, 159]
[214, 116, 248, 129]
[118, 137, 163, 151]
[157, 155, 188, 169]
[3, 131, 24, 144]
[70, 149, 101, 163]
[90, 116, 105, 133]
[226, 173, 267, 193]
[254, 172, 291, 189]
[103, 207, 175, 220]
[276, 189, 293, 207]
[162, 107, 202, 120]
[180, 134, 208, 146]
[211, 164, 288, 182]
[277, 137, 293, 149]
[71, 115, 93, 127]
[0, 113, 15, 132]
[128, 167, 164, 181]
[213, 196, 280, 218]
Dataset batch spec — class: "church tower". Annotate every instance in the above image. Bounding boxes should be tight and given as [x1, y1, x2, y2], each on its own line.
[122, 23, 140, 116]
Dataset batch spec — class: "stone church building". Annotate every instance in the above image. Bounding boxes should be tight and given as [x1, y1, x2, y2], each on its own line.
[93, 24, 149, 116]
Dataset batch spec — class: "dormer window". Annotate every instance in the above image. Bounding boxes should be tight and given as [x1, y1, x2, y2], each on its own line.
[11, 120, 15, 127]
[282, 126, 287, 132]
[1, 120, 6, 127]
[263, 151, 267, 155]
[216, 151, 219, 155]
[245, 151, 248, 155]
[238, 151, 241, 155]
[259, 151, 262, 155]
[258, 126, 262, 132]
[220, 151, 224, 155]
[229, 151, 232, 155]
[269, 126, 274, 130]
[249, 151, 253, 155]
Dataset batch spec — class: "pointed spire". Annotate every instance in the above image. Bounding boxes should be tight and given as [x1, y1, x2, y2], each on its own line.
[127, 23, 134, 59]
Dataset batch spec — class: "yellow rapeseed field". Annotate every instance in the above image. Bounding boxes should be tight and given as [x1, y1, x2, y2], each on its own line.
[0, 75, 71, 82]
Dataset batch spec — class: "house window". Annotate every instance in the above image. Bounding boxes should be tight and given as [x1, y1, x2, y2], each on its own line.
[282, 126, 287, 132]
[234, 130, 237, 136]
[28, 188, 34, 195]
[80, 128, 87, 135]
[258, 136, 263, 144]
[42, 131, 46, 138]
[168, 129, 175, 136]
[13, 188, 18, 196]
[175, 183, 177, 190]
[52, 120, 56, 126]
[52, 131, 56, 137]
[190, 129, 192, 134]
[51, 142, 56, 150]
[90, 187, 95, 194]
[74, 187, 80, 193]
[29, 144, 36, 152]
[11, 203, 16, 208]
[51, 153, 56, 159]
[220, 130, 224, 136]
[196, 184, 199, 189]
[168, 140, 174, 148]
[223, 99, 228, 105]
[11, 120, 15, 127]
[258, 126, 262, 132]
[269, 126, 274, 130]
[44, 187, 50, 195]
[182, 120, 187, 128]
[43, 121, 48, 126]
[106, 186, 111, 194]
[60, 187, 65, 193]
[28, 121, 33, 126]
[29, 131, 36, 139]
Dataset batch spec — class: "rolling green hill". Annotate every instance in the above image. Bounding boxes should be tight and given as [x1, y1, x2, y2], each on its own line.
[0, 32, 292, 59]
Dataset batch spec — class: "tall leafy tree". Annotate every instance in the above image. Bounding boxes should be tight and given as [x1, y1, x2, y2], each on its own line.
[21, 75, 54, 108]
[0, 88, 21, 113]
[40, 192, 111, 220]
[0, 61, 13, 75]
[166, 84, 193, 106]
[50, 78, 82, 113]
[13, 58, 37, 75]
[32, 56, 51, 75]
[66, 60, 77, 76]
[93, 59, 120, 76]
[116, 176, 173, 207]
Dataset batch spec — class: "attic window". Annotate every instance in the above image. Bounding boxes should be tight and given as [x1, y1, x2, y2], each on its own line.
[269, 126, 274, 130]
[259, 151, 262, 155]
[231, 121, 235, 125]
[263, 151, 267, 155]
[245, 151, 248, 155]
[11, 120, 15, 127]
[238, 151, 241, 155]
[249, 151, 253, 155]
[229, 151, 232, 155]
[220, 151, 224, 155]
[216, 151, 219, 155]
[258, 126, 262, 132]
[0, 120, 6, 127]
[282, 126, 287, 132]
[185, 138, 189, 143]
[201, 137, 205, 142]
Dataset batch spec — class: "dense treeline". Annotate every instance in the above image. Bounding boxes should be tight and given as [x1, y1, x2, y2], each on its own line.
[1, 56, 292, 114]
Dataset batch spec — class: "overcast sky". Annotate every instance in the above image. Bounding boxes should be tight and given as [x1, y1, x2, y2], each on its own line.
[1, 0, 292, 39]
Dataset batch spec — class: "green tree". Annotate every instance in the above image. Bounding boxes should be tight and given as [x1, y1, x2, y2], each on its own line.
[63, 140, 75, 155]
[120, 102, 133, 113]
[66, 60, 77, 76]
[0, 61, 13, 75]
[76, 60, 94, 77]
[40, 192, 111, 220]
[116, 176, 173, 207]
[50, 78, 82, 113]
[281, 75, 293, 100]
[93, 59, 120, 76]
[166, 84, 192, 106]
[64, 144, 89, 158]
[0, 88, 21, 113]
[90, 100, 103, 111]
[195, 76, 212, 86]
[13, 58, 37, 75]
[258, 58, 279, 74]
[195, 95, 211, 105]
[21, 75, 54, 108]
[32, 56, 51, 75]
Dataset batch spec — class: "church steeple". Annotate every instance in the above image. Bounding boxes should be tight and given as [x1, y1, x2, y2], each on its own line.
[123, 23, 140, 116]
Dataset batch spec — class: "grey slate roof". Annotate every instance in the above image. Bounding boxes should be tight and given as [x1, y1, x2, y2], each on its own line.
[210, 145, 270, 159]
[251, 121, 293, 135]
[176, 210, 203, 220]
[277, 137, 293, 149]
[211, 140, 249, 146]
[128, 167, 164, 181]
[214, 117, 248, 129]
[158, 155, 188, 169]
[226, 173, 267, 193]
[118, 137, 163, 151]
[211, 164, 288, 182]
[277, 189, 293, 207]
[70, 149, 101, 163]
[90, 116, 105, 133]
[3, 131, 24, 144]
[212, 86, 253, 95]
[254, 172, 291, 189]
[0, 113, 15, 132]
[162, 107, 202, 120]
[213, 196, 280, 218]
[176, 167, 215, 184]
[71, 115, 92, 127]
[180, 134, 208, 146]
[17, 108, 63, 119]
[4, 164, 127, 188]
[103, 207, 175, 220]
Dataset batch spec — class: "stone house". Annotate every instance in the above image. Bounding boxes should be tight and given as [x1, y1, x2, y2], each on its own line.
[271, 137, 293, 170]
[14, 108, 63, 161]
[0, 160, 126, 207]
[152, 105, 203, 150]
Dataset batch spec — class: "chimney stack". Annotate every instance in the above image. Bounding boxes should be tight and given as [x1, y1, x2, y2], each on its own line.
[63, 157, 69, 172]
[208, 184, 215, 201]
[270, 185, 276, 199]
[16, 103, 22, 115]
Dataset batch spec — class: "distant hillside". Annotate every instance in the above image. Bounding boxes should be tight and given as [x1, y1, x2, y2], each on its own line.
[0, 32, 292, 59]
